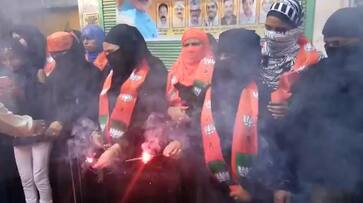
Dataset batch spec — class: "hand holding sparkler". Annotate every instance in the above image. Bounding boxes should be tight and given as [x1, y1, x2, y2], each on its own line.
[162, 140, 182, 159]
[274, 190, 291, 203]
[125, 151, 154, 164]
[229, 185, 251, 202]
[90, 130, 104, 149]
[31, 120, 47, 136]
[45, 121, 63, 138]
[93, 143, 121, 169]
[168, 106, 190, 123]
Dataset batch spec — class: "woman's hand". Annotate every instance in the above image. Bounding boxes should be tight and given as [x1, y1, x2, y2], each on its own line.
[229, 185, 251, 202]
[162, 140, 182, 159]
[93, 144, 121, 169]
[274, 190, 291, 203]
[168, 106, 190, 122]
[32, 120, 47, 135]
[45, 121, 63, 137]
[91, 130, 104, 148]
[268, 102, 288, 119]
[37, 69, 46, 84]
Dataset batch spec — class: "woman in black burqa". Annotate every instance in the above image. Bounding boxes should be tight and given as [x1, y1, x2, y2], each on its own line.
[89, 24, 184, 203]
[44, 31, 103, 203]
[280, 7, 363, 203]
[197, 29, 274, 203]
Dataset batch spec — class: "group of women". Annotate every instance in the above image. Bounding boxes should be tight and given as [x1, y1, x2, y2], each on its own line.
[1, 0, 363, 203]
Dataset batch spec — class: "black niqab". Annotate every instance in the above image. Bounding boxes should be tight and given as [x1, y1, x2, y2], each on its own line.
[104, 24, 150, 90]
[323, 7, 363, 66]
[10, 25, 47, 74]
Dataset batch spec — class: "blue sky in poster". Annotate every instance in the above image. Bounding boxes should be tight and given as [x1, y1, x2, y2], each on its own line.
[117, 0, 158, 39]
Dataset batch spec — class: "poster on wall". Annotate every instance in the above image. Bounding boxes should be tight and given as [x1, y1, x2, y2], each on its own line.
[78, 0, 101, 28]
[349, 0, 363, 7]
[116, 0, 304, 40]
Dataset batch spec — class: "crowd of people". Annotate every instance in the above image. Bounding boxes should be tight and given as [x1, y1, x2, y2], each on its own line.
[1, 0, 363, 203]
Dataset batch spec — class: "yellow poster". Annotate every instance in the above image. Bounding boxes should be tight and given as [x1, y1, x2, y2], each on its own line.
[116, 0, 307, 39]
[151, 0, 278, 39]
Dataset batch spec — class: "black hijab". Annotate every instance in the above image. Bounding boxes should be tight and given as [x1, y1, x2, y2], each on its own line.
[2, 25, 47, 116]
[211, 28, 261, 149]
[104, 24, 151, 89]
[323, 7, 363, 66]
[9, 25, 47, 76]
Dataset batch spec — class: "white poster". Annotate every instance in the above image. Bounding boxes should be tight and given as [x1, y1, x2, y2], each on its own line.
[78, 0, 101, 28]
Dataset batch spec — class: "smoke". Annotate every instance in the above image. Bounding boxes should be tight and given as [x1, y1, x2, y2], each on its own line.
[270, 10, 363, 203]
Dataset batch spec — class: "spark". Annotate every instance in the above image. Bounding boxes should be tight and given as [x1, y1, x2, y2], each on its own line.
[141, 151, 152, 163]
[85, 157, 94, 164]
[125, 152, 154, 163]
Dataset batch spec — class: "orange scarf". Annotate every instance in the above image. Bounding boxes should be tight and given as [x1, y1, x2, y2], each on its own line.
[166, 28, 214, 106]
[99, 59, 149, 143]
[200, 82, 259, 183]
[167, 55, 214, 105]
[93, 51, 108, 71]
[43, 55, 56, 77]
[271, 37, 320, 103]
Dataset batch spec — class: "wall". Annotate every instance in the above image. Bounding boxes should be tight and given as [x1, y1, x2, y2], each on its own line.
[1, 0, 80, 35]
[25, 7, 80, 35]
[312, 0, 350, 53]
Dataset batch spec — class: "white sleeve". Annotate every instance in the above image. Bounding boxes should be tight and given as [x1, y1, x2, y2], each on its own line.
[0, 103, 34, 136]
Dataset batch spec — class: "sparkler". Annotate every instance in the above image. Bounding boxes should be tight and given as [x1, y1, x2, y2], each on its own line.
[85, 157, 95, 164]
[125, 151, 154, 163]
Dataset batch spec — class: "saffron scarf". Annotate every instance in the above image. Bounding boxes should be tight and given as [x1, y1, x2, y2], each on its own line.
[201, 82, 258, 183]
[99, 59, 149, 143]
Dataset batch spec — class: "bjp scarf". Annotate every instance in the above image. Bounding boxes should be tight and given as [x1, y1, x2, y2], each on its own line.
[201, 82, 259, 183]
[99, 59, 149, 143]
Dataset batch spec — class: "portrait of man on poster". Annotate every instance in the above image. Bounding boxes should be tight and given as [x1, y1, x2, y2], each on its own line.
[221, 0, 237, 25]
[173, 0, 186, 27]
[204, 0, 219, 26]
[158, 3, 169, 28]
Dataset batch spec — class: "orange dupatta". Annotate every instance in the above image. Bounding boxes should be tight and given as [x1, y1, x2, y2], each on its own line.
[167, 55, 215, 106]
[200, 82, 259, 183]
[271, 37, 320, 103]
[93, 51, 108, 71]
[99, 59, 149, 143]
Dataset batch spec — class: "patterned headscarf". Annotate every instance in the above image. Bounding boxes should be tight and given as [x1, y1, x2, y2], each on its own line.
[267, 0, 304, 28]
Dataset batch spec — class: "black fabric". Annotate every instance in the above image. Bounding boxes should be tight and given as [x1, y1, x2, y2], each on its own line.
[211, 28, 261, 161]
[45, 33, 104, 203]
[120, 55, 168, 157]
[283, 58, 363, 200]
[44, 33, 102, 128]
[0, 25, 46, 203]
[0, 134, 26, 203]
[281, 17, 363, 200]
[105, 24, 150, 89]
[209, 29, 275, 202]
[1, 25, 48, 145]
[10, 25, 47, 71]
[323, 8, 363, 38]
[82, 24, 170, 202]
